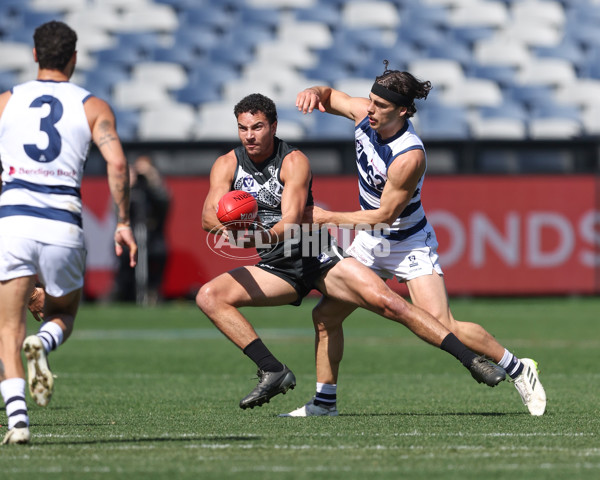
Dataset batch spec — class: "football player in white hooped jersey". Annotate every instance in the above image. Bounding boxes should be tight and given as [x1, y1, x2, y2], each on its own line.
[0, 21, 137, 445]
[283, 61, 546, 418]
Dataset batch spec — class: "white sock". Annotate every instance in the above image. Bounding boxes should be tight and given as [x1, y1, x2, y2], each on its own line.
[37, 321, 64, 354]
[1, 378, 29, 429]
[497, 348, 523, 379]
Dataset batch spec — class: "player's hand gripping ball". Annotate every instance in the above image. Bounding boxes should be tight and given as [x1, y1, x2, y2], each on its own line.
[217, 190, 258, 229]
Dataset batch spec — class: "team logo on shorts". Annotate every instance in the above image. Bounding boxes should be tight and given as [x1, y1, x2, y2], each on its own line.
[317, 253, 331, 264]
[408, 255, 418, 268]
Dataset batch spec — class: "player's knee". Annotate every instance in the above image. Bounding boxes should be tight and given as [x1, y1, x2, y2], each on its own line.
[379, 292, 411, 320]
[196, 283, 217, 314]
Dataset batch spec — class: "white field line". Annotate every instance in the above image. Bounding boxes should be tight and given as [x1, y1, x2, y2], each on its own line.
[33, 431, 597, 439]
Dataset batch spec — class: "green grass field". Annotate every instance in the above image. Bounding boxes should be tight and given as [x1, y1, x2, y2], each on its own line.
[1, 296, 599, 479]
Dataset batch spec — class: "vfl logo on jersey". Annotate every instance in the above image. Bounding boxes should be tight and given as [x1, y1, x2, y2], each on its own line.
[356, 139, 364, 156]
[242, 176, 255, 189]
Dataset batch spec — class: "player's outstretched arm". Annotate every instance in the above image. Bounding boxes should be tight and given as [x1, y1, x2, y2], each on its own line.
[296, 86, 369, 123]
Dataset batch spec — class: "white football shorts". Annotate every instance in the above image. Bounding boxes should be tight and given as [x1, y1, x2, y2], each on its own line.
[346, 225, 443, 282]
[0, 236, 86, 297]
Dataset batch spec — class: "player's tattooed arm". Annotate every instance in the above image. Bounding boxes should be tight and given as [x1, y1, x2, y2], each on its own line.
[96, 119, 119, 149]
[92, 108, 131, 226]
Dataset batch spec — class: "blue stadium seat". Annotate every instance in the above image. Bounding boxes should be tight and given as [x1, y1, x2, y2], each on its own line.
[396, 23, 446, 50]
[237, 7, 280, 30]
[448, 26, 495, 47]
[531, 103, 582, 123]
[95, 47, 146, 69]
[401, 3, 449, 28]
[150, 45, 202, 70]
[173, 29, 221, 54]
[580, 47, 600, 79]
[534, 40, 587, 74]
[179, 6, 233, 33]
[565, 21, 600, 50]
[332, 27, 392, 51]
[479, 102, 528, 122]
[425, 42, 473, 69]
[0, 5, 23, 37]
[467, 63, 517, 89]
[415, 105, 470, 140]
[304, 61, 354, 85]
[315, 44, 364, 72]
[367, 45, 421, 72]
[113, 108, 140, 142]
[0, 70, 18, 92]
[187, 62, 239, 88]
[294, 5, 340, 28]
[6, 27, 40, 45]
[85, 65, 130, 86]
[154, 0, 208, 9]
[221, 25, 275, 51]
[305, 113, 355, 139]
[175, 83, 221, 106]
[207, 42, 254, 69]
[22, 10, 61, 29]
[505, 85, 555, 111]
[116, 32, 161, 56]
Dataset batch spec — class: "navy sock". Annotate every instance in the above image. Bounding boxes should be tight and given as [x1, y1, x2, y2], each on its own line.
[243, 339, 284, 372]
[314, 383, 337, 407]
[440, 333, 477, 368]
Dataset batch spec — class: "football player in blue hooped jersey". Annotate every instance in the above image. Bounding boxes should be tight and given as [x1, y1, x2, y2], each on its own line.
[197, 93, 507, 414]
[287, 61, 546, 417]
[0, 21, 137, 444]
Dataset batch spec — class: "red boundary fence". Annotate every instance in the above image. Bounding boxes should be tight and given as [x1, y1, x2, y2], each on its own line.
[82, 175, 600, 299]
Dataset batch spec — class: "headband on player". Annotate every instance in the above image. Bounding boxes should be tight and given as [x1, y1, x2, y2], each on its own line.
[370, 82, 411, 107]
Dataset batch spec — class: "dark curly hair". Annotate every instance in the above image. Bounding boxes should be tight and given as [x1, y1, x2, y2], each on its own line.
[33, 21, 77, 71]
[375, 60, 432, 118]
[233, 93, 278, 124]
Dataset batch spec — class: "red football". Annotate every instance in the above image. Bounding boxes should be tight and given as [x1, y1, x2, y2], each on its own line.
[217, 190, 258, 228]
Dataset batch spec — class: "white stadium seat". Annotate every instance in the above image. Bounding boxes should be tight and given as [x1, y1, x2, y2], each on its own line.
[342, 1, 400, 29]
[138, 104, 197, 140]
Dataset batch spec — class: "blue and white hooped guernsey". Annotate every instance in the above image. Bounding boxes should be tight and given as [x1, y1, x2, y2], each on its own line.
[355, 115, 427, 241]
[0, 80, 92, 248]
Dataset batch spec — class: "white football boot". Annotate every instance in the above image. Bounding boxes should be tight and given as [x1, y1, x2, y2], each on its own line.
[23, 336, 54, 407]
[1, 422, 30, 445]
[513, 358, 546, 416]
[279, 397, 339, 417]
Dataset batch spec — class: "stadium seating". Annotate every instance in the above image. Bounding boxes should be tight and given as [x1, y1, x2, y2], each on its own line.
[1, 0, 599, 142]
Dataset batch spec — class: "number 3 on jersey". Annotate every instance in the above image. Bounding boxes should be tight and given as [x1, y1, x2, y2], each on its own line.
[24, 95, 63, 163]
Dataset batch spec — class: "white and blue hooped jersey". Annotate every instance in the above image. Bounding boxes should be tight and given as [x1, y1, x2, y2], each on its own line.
[0, 80, 92, 248]
[355, 115, 427, 241]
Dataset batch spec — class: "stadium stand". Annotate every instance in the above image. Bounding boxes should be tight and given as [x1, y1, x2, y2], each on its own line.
[1, 0, 600, 144]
